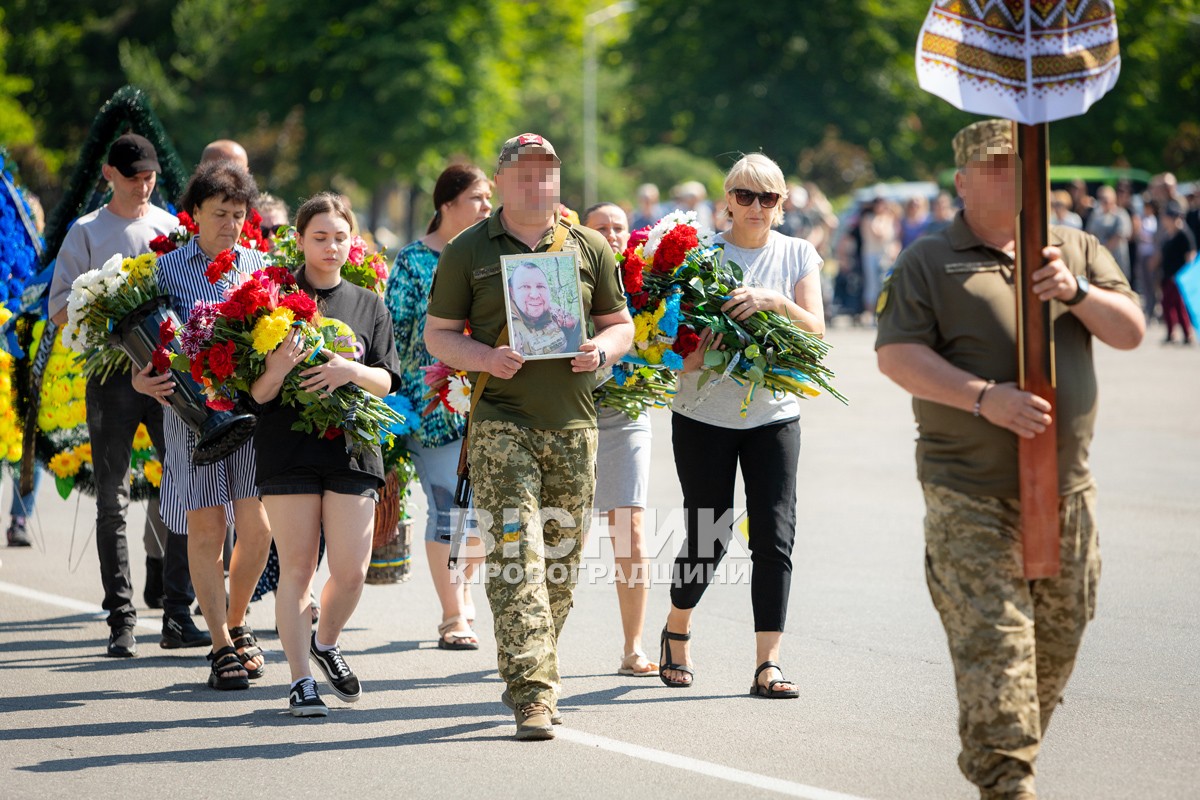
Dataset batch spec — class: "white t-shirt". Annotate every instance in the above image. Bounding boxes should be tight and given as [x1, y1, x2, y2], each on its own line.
[672, 231, 822, 429]
[49, 204, 178, 319]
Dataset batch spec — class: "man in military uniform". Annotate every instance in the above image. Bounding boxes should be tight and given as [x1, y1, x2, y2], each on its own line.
[425, 133, 633, 741]
[875, 119, 1144, 799]
[507, 260, 582, 356]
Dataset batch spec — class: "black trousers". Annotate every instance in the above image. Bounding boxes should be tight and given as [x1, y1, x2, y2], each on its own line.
[670, 413, 800, 632]
[86, 372, 193, 627]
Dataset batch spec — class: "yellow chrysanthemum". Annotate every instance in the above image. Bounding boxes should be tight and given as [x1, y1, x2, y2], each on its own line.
[66, 401, 87, 428]
[251, 308, 295, 354]
[76, 443, 93, 463]
[133, 424, 153, 451]
[144, 459, 163, 488]
[0, 350, 11, 369]
[72, 375, 88, 400]
[48, 451, 82, 479]
[0, 306, 12, 327]
[50, 378, 73, 406]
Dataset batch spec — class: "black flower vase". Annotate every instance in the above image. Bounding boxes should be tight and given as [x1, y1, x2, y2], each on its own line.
[110, 296, 256, 466]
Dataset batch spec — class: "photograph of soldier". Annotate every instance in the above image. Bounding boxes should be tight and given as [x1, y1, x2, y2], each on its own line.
[502, 253, 584, 358]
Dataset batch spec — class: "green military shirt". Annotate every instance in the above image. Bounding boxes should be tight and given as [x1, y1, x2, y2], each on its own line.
[427, 208, 627, 431]
[875, 211, 1137, 499]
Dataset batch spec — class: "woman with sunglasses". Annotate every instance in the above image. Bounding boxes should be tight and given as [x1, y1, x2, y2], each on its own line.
[658, 153, 825, 699]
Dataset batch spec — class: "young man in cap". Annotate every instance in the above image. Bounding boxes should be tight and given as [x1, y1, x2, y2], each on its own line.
[50, 133, 209, 658]
[875, 119, 1144, 799]
[425, 133, 633, 740]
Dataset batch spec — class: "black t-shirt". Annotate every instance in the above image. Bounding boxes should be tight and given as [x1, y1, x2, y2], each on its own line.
[1161, 227, 1197, 280]
[253, 269, 403, 486]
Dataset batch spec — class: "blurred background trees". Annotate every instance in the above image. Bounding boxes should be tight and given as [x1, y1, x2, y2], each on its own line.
[2, 0, 1197, 238]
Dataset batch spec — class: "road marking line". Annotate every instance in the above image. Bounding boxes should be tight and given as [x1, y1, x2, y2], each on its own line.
[3, 578, 870, 799]
[553, 726, 874, 800]
[0, 579, 160, 632]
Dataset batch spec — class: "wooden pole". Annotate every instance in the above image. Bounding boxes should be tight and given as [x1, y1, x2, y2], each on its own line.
[1015, 121, 1061, 579]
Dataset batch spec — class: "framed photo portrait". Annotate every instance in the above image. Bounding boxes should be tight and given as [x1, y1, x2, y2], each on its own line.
[500, 251, 586, 360]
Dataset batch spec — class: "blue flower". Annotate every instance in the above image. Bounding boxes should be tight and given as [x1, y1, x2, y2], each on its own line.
[381, 393, 419, 438]
[658, 291, 681, 338]
[662, 350, 684, 370]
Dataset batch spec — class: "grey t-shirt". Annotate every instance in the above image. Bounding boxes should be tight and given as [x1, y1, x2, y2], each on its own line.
[672, 230, 822, 429]
[49, 205, 178, 318]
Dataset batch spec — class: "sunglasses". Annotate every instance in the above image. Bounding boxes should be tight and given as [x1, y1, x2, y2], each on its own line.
[261, 224, 284, 238]
[730, 188, 780, 209]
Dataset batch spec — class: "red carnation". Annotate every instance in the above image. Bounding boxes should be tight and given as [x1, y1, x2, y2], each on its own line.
[280, 291, 318, 322]
[177, 211, 199, 235]
[149, 235, 176, 255]
[205, 250, 238, 284]
[255, 266, 296, 287]
[216, 298, 249, 320]
[207, 341, 237, 382]
[230, 278, 271, 315]
[190, 350, 208, 383]
[628, 291, 651, 312]
[652, 225, 699, 273]
[322, 426, 343, 440]
[672, 326, 702, 358]
[206, 396, 236, 412]
[159, 318, 176, 345]
[151, 347, 172, 374]
[621, 252, 646, 295]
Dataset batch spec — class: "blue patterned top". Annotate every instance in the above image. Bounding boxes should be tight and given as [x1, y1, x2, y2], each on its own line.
[385, 240, 465, 449]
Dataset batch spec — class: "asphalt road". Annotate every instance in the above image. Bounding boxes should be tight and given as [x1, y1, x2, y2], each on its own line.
[1, 324, 1196, 800]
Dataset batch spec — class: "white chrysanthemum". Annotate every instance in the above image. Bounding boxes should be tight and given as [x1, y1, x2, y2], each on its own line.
[102, 273, 126, 295]
[642, 210, 713, 260]
[63, 324, 89, 354]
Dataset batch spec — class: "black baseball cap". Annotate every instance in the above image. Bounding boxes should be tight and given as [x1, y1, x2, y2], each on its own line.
[107, 134, 161, 178]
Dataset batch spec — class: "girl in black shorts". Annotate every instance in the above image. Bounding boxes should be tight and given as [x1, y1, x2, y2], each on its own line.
[250, 193, 401, 716]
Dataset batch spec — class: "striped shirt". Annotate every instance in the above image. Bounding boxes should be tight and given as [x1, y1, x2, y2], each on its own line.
[155, 240, 268, 534]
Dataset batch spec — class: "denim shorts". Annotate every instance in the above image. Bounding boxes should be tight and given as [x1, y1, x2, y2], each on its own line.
[258, 465, 380, 501]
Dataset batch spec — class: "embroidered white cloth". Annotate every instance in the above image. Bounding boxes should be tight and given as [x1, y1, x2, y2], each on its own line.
[917, 0, 1120, 124]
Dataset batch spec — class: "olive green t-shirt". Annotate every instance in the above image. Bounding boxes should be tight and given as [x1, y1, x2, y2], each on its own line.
[427, 209, 627, 430]
[875, 212, 1137, 499]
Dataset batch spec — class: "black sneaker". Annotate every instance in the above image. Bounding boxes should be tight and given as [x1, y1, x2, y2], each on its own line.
[106, 626, 137, 658]
[288, 677, 329, 718]
[6, 517, 31, 547]
[308, 633, 361, 702]
[160, 614, 212, 649]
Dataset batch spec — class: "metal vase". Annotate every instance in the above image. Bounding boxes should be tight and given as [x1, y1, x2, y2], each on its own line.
[110, 295, 256, 466]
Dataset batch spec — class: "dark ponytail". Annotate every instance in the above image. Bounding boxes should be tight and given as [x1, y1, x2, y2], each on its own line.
[427, 163, 488, 234]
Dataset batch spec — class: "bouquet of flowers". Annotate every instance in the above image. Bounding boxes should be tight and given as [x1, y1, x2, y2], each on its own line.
[62, 252, 161, 381]
[0, 336, 23, 465]
[420, 361, 471, 417]
[594, 362, 677, 420]
[619, 211, 846, 409]
[149, 208, 271, 255]
[267, 226, 390, 295]
[172, 251, 404, 452]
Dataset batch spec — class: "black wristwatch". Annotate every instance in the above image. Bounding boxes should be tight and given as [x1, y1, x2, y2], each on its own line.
[1064, 274, 1090, 306]
[597, 348, 607, 367]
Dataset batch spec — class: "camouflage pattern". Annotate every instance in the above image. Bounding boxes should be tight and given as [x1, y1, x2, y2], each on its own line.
[469, 419, 597, 710]
[953, 118, 1015, 168]
[923, 482, 1100, 799]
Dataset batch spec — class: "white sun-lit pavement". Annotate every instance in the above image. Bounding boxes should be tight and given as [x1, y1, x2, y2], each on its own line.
[1, 324, 1196, 800]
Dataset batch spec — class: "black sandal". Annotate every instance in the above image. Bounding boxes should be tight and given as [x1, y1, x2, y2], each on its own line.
[207, 646, 250, 691]
[750, 660, 799, 699]
[230, 625, 266, 679]
[658, 627, 694, 688]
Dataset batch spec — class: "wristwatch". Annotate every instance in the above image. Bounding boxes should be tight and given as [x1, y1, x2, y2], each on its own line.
[1064, 274, 1090, 306]
[597, 348, 607, 367]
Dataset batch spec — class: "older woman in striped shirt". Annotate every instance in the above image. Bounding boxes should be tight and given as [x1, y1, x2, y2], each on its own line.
[133, 160, 272, 692]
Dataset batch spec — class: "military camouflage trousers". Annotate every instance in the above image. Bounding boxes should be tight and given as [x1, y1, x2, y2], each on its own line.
[923, 482, 1100, 800]
[469, 420, 597, 710]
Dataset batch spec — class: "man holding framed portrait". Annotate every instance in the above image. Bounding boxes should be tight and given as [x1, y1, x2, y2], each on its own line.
[425, 133, 633, 741]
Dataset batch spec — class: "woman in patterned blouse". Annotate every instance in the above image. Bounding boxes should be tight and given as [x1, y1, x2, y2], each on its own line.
[385, 163, 492, 650]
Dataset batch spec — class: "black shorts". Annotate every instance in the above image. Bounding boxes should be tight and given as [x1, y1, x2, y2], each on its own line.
[258, 465, 380, 502]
